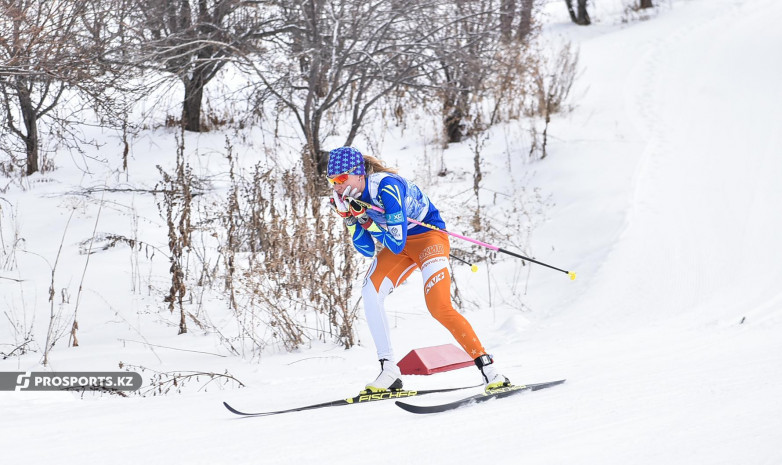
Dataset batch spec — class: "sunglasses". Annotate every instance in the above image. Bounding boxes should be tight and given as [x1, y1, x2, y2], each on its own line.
[327, 164, 361, 185]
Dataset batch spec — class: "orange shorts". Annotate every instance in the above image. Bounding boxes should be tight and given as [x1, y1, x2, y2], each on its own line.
[364, 230, 487, 358]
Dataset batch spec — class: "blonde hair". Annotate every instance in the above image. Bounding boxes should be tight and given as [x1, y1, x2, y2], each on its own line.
[363, 154, 398, 175]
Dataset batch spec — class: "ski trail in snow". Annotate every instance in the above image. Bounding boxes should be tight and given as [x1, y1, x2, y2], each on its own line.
[572, 0, 782, 329]
[525, 3, 782, 462]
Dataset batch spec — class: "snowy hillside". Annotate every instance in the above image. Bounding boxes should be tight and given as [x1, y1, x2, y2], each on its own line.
[2, 0, 782, 464]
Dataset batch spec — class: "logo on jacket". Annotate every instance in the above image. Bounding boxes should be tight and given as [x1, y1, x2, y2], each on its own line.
[387, 212, 404, 223]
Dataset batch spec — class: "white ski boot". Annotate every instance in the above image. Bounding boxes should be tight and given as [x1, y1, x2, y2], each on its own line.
[475, 354, 511, 391]
[364, 359, 403, 392]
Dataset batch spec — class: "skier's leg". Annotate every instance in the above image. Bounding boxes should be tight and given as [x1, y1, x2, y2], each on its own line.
[408, 232, 487, 358]
[361, 247, 417, 361]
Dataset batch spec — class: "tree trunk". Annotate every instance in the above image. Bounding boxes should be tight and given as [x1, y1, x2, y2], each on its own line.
[182, 74, 204, 132]
[304, 109, 330, 180]
[577, 0, 591, 25]
[16, 82, 40, 176]
[565, 0, 591, 26]
[517, 0, 534, 42]
[307, 141, 329, 178]
[565, 0, 578, 23]
[640, 0, 654, 8]
[500, 0, 515, 43]
[444, 99, 465, 144]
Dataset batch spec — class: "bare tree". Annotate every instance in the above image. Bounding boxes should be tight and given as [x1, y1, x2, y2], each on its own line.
[529, 41, 579, 159]
[428, 0, 499, 143]
[3, 1, 88, 175]
[126, 0, 286, 132]
[421, 0, 538, 144]
[252, 0, 450, 177]
[565, 0, 590, 25]
[250, 0, 537, 173]
[0, 0, 134, 176]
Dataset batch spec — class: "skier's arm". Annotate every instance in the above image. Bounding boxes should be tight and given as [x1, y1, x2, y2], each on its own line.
[349, 180, 407, 254]
[346, 217, 376, 257]
[331, 192, 376, 257]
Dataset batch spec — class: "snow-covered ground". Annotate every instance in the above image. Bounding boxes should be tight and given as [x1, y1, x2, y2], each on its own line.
[2, 0, 781, 463]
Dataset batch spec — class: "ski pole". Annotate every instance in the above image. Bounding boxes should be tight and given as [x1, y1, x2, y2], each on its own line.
[449, 253, 479, 273]
[347, 197, 576, 280]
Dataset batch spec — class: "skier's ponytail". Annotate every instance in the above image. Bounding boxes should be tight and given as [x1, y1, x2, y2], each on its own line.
[363, 154, 398, 175]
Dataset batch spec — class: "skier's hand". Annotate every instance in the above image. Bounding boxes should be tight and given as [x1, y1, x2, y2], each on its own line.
[349, 199, 375, 230]
[341, 186, 361, 202]
[330, 191, 350, 218]
[348, 199, 367, 218]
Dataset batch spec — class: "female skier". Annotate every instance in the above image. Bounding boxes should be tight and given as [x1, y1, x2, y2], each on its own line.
[326, 146, 510, 393]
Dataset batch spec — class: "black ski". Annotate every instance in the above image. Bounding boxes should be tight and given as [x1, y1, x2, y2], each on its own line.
[395, 379, 566, 414]
[223, 384, 481, 417]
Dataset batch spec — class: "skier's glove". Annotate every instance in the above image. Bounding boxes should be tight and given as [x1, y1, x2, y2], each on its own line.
[349, 200, 375, 230]
[341, 186, 361, 202]
[330, 191, 350, 219]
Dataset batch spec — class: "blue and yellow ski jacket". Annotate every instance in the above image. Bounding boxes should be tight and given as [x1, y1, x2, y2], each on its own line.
[348, 172, 445, 257]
